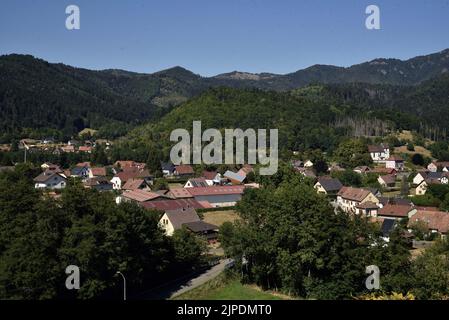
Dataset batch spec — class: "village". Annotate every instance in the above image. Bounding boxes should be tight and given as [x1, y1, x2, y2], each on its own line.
[3, 135, 444, 255]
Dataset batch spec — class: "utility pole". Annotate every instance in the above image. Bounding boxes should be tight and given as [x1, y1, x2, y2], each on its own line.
[116, 271, 126, 301]
[23, 141, 28, 163]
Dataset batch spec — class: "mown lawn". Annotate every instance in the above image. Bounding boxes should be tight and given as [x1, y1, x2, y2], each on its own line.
[172, 274, 285, 300]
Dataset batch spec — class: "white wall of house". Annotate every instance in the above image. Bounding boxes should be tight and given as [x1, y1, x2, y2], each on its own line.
[159, 213, 175, 236]
[427, 163, 438, 172]
[370, 148, 390, 162]
[386, 160, 404, 170]
[336, 193, 378, 214]
[111, 177, 122, 190]
[416, 182, 428, 195]
[413, 173, 425, 186]
[314, 182, 327, 194]
[35, 176, 67, 190]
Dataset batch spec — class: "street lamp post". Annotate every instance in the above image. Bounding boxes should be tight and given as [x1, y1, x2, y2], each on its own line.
[116, 271, 126, 301]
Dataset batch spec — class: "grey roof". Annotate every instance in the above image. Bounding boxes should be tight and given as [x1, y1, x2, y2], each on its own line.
[379, 197, 413, 206]
[183, 221, 218, 233]
[165, 208, 200, 230]
[317, 177, 343, 192]
[71, 166, 88, 176]
[428, 172, 443, 179]
[381, 219, 396, 237]
[187, 178, 209, 188]
[223, 170, 246, 183]
[33, 172, 66, 183]
[161, 161, 175, 172]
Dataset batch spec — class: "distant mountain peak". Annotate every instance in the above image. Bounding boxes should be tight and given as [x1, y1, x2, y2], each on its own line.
[153, 66, 200, 79]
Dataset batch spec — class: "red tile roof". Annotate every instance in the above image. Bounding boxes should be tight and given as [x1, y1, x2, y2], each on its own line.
[122, 190, 162, 202]
[141, 198, 204, 211]
[168, 188, 193, 199]
[175, 165, 194, 175]
[202, 170, 218, 180]
[90, 167, 107, 176]
[337, 187, 372, 202]
[379, 204, 413, 218]
[408, 210, 449, 234]
[186, 185, 245, 196]
[379, 174, 396, 185]
[122, 178, 146, 191]
[78, 146, 92, 152]
[387, 155, 404, 162]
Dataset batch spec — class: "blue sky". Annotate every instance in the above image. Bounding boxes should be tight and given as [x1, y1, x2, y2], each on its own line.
[1, 0, 448, 76]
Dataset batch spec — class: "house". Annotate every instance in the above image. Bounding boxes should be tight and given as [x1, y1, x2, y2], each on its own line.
[378, 174, 396, 188]
[183, 221, 219, 242]
[76, 162, 92, 168]
[89, 167, 107, 178]
[355, 201, 379, 217]
[415, 178, 443, 196]
[354, 166, 371, 174]
[34, 172, 67, 189]
[415, 180, 429, 195]
[378, 197, 413, 208]
[328, 164, 345, 173]
[368, 144, 390, 162]
[408, 210, 449, 237]
[304, 160, 314, 168]
[168, 188, 194, 199]
[83, 177, 113, 192]
[427, 161, 449, 173]
[174, 165, 194, 177]
[141, 198, 204, 211]
[201, 170, 221, 185]
[161, 162, 175, 177]
[70, 166, 90, 179]
[314, 177, 343, 195]
[385, 156, 405, 171]
[184, 177, 209, 188]
[159, 208, 202, 236]
[413, 171, 449, 186]
[237, 164, 254, 177]
[61, 145, 75, 153]
[42, 137, 55, 144]
[291, 160, 304, 169]
[223, 170, 246, 185]
[111, 168, 152, 190]
[186, 185, 245, 208]
[413, 172, 427, 186]
[41, 163, 63, 174]
[122, 178, 151, 191]
[378, 204, 416, 220]
[120, 190, 166, 203]
[295, 167, 317, 179]
[371, 167, 397, 175]
[114, 161, 146, 170]
[78, 146, 92, 153]
[41, 162, 57, 170]
[337, 187, 379, 214]
[68, 140, 80, 146]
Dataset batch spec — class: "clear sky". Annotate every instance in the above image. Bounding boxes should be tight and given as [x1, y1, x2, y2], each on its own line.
[1, 0, 448, 76]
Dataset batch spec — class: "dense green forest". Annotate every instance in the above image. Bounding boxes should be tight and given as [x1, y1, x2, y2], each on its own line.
[1, 49, 449, 143]
[0, 164, 208, 299]
[220, 165, 449, 299]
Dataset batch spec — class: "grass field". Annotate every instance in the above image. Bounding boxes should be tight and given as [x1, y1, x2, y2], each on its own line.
[203, 210, 240, 226]
[173, 274, 287, 300]
[395, 145, 433, 159]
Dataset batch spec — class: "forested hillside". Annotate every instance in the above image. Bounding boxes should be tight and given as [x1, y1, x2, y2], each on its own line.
[1, 49, 449, 143]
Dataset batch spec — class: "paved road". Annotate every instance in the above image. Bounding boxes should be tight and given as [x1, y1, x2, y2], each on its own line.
[170, 258, 233, 299]
[134, 258, 233, 300]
